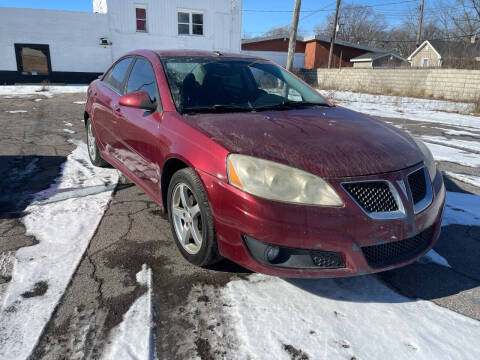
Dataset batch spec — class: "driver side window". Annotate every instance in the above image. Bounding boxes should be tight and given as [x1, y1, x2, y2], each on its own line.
[126, 58, 159, 105]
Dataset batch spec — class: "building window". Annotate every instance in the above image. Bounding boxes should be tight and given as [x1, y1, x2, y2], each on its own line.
[136, 7, 147, 32]
[177, 11, 203, 35]
[422, 58, 429, 67]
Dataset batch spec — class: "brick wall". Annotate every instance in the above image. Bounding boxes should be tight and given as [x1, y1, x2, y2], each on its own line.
[299, 68, 480, 102]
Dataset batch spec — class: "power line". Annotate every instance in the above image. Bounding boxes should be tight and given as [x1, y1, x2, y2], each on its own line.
[242, 0, 419, 13]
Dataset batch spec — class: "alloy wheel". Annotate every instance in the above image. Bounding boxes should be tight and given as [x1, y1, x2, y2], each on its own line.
[171, 182, 203, 254]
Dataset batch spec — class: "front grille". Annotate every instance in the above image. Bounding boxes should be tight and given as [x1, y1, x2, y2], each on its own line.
[361, 227, 433, 268]
[408, 168, 427, 204]
[343, 182, 398, 213]
[310, 251, 345, 269]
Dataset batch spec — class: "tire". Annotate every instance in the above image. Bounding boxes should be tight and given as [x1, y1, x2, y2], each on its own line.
[167, 168, 221, 267]
[86, 118, 108, 167]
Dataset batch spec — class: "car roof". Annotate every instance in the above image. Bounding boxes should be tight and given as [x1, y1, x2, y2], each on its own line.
[124, 49, 264, 60]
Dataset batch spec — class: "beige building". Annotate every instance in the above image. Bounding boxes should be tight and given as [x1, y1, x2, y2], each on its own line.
[350, 52, 407, 68]
[408, 39, 480, 68]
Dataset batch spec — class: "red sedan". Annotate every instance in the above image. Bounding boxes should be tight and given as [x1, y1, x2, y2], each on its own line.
[84, 50, 445, 278]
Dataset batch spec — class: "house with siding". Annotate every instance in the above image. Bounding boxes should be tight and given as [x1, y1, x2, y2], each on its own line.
[408, 39, 480, 68]
[350, 52, 407, 68]
[0, 0, 242, 84]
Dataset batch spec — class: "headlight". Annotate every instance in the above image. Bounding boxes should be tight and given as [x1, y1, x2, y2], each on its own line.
[414, 138, 437, 181]
[227, 154, 343, 206]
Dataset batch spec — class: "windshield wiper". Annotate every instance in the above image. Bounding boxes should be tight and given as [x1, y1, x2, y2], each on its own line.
[253, 100, 332, 112]
[182, 104, 254, 114]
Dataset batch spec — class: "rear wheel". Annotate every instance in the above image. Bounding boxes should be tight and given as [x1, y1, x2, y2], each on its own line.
[167, 168, 220, 266]
[86, 119, 108, 167]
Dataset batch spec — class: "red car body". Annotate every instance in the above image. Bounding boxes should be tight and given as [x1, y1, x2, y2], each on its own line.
[85, 49, 445, 278]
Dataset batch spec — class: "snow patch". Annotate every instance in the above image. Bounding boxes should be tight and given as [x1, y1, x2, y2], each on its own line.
[320, 90, 480, 130]
[422, 136, 480, 153]
[442, 191, 480, 227]
[0, 85, 87, 98]
[193, 274, 480, 360]
[5, 110, 27, 114]
[424, 142, 480, 167]
[73, 101, 86, 105]
[419, 250, 451, 268]
[63, 128, 76, 134]
[0, 142, 118, 360]
[432, 127, 480, 138]
[102, 265, 154, 360]
[445, 171, 480, 188]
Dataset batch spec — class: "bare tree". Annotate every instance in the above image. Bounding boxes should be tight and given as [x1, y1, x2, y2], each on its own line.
[263, 26, 290, 37]
[438, 0, 480, 38]
[314, 2, 388, 47]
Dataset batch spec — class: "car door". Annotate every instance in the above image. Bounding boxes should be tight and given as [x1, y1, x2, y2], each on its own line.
[115, 56, 164, 195]
[94, 57, 133, 157]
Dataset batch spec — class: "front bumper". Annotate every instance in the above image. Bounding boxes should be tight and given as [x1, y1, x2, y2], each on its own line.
[198, 165, 445, 278]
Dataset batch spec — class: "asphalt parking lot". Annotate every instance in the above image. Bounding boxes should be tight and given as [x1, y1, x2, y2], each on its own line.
[1, 92, 479, 359]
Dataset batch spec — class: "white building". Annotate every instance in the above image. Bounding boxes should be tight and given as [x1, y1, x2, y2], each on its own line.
[0, 0, 242, 84]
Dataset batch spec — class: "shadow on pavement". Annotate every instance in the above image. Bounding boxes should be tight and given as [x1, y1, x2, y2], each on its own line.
[0, 155, 65, 219]
[443, 174, 472, 194]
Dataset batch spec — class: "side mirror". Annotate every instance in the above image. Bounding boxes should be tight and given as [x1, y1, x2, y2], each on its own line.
[119, 90, 157, 111]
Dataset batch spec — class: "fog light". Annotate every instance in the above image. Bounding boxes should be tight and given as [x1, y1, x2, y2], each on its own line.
[265, 245, 280, 262]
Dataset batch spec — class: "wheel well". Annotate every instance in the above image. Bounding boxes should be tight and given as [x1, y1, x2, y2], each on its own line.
[84, 111, 89, 128]
[161, 158, 189, 212]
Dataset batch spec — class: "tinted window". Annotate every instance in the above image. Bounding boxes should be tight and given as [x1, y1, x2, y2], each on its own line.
[103, 57, 133, 93]
[126, 58, 158, 102]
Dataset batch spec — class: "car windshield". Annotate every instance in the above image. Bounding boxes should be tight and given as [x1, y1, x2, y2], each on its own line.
[161, 56, 331, 114]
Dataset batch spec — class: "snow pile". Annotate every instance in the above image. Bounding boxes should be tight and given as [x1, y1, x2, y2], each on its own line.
[319, 90, 480, 130]
[0, 85, 87, 98]
[102, 265, 154, 360]
[0, 142, 118, 360]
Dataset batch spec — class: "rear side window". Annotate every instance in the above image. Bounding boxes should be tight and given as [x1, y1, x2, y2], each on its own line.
[126, 58, 158, 102]
[103, 57, 133, 93]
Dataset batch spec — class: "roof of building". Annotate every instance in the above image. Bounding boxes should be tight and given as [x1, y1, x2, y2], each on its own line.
[408, 39, 480, 60]
[350, 51, 406, 62]
[242, 34, 390, 54]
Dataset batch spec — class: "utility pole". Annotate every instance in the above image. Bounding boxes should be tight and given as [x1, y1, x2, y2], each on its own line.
[286, 0, 302, 71]
[328, 0, 341, 69]
[416, 0, 424, 47]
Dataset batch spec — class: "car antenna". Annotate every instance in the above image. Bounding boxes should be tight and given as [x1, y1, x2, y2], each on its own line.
[213, 51, 223, 56]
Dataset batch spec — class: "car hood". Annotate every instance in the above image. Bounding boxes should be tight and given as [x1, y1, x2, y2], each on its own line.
[181, 106, 423, 178]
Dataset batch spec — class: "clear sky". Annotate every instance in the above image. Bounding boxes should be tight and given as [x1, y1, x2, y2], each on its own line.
[0, 0, 455, 37]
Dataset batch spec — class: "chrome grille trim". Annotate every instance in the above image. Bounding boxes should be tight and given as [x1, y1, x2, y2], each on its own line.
[408, 166, 433, 214]
[341, 180, 406, 220]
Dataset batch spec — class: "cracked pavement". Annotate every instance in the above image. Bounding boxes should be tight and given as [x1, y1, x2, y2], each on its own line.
[0, 92, 479, 359]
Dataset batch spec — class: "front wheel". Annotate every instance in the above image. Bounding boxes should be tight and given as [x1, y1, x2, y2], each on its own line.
[167, 168, 221, 266]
